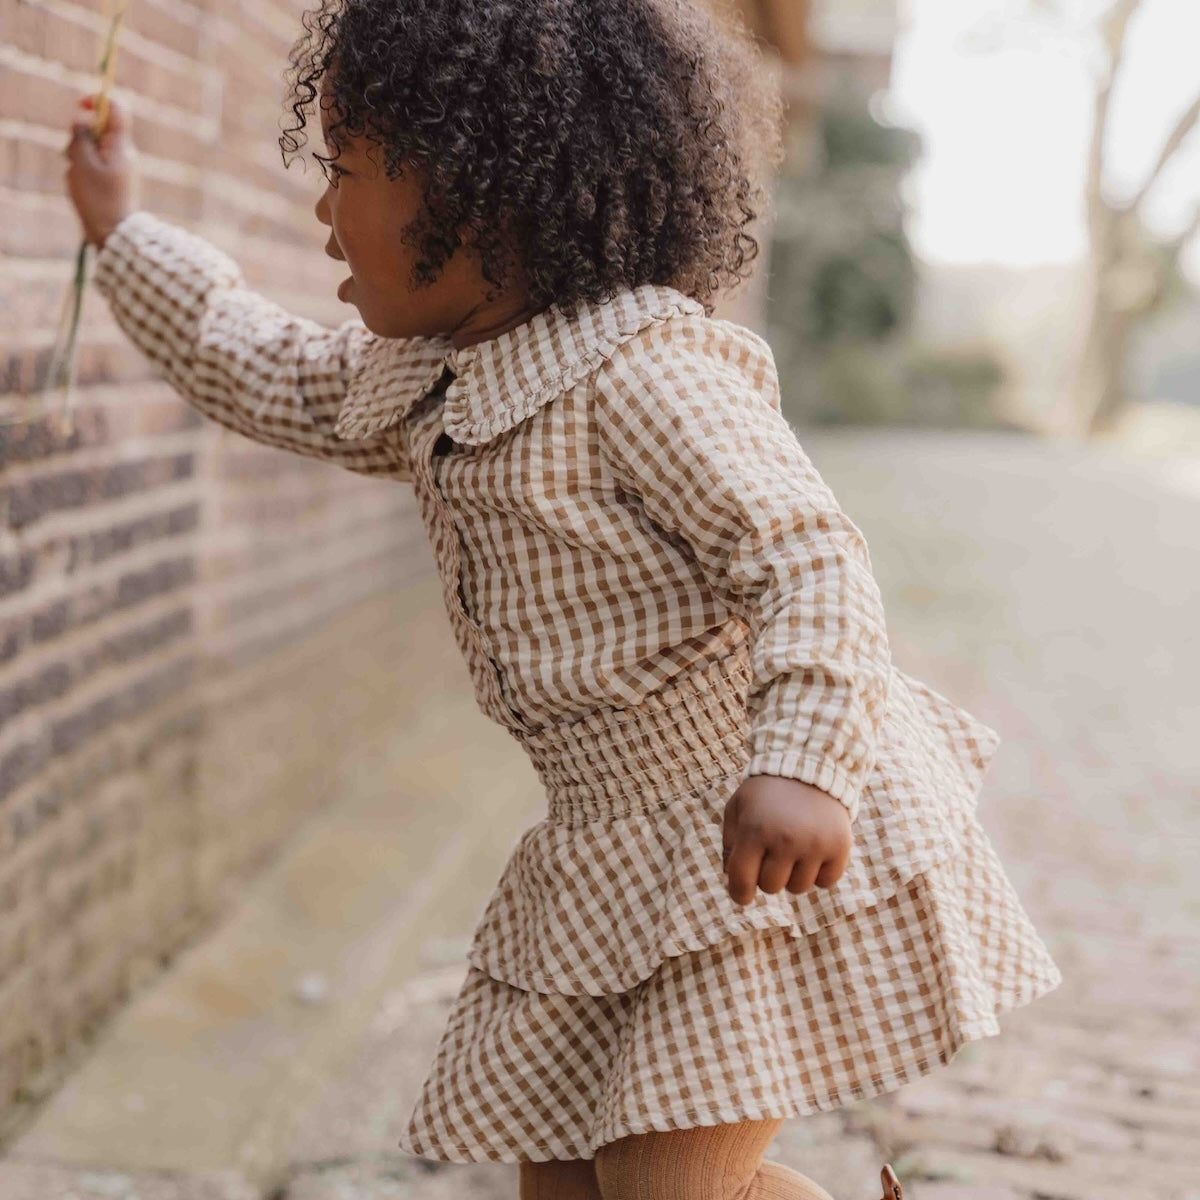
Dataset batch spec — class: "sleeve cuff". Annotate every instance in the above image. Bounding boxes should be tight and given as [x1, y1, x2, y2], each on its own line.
[744, 749, 864, 825]
[93, 210, 162, 290]
[92, 210, 243, 306]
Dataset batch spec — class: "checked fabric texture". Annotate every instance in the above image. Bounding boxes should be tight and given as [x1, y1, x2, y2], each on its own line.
[93, 211, 1062, 1164]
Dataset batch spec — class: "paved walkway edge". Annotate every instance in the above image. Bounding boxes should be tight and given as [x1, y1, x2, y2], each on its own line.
[2, 585, 543, 1197]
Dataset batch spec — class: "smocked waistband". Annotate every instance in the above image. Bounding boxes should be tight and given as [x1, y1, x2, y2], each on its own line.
[512, 651, 754, 823]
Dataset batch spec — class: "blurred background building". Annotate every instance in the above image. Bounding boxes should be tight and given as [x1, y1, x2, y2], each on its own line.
[707, 0, 905, 334]
[713, 0, 1200, 445]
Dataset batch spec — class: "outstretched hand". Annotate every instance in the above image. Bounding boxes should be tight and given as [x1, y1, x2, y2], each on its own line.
[64, 92, 141, 249]
[721, 775, 852, 906]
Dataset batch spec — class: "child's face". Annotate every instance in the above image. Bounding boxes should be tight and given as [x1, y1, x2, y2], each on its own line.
[313, 90, 511, 343]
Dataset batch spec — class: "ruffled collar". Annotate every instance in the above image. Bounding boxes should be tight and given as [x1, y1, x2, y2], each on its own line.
[333, 282, 705, 446]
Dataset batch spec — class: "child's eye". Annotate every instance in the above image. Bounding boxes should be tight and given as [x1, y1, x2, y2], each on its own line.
[315, 156, 348, 186]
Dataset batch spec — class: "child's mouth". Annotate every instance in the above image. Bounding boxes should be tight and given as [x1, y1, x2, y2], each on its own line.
[338, 275, 354, 302]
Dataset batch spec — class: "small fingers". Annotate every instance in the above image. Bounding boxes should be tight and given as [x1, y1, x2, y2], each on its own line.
[814, 834, 851, 890]
[66, 93, 110, 150]
[785, 854, 822, 896]
[64, 121, 96, 159]
[757, 848, 798, 896]
[814, 851, 848, 890]
[724, 841, 763, 907]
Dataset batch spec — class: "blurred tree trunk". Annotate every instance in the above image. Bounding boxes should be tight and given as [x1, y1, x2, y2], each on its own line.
[1071, 0, 1200, 436]
[704, 0, 813, 333]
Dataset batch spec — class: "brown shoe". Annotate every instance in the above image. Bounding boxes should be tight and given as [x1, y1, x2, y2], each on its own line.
[878, 1164, 904, 1200]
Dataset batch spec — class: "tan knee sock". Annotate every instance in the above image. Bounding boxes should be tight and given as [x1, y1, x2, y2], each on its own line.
[519, 1155, 604, 1200]
[753, 1159, 838, 1200]
[593, 1118, 838, 1200]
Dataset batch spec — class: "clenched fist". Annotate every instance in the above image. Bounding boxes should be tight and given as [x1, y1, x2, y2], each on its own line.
[64, 93, 141, 249]
[721, 775, 853, 906]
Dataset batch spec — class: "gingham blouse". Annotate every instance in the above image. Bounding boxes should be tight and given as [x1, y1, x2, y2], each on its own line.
[93, 210, 1004, 995]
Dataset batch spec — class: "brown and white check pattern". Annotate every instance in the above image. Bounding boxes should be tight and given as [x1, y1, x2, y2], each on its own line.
[401, 807, 1062, 1164]
[94, 210, 1062, 1163]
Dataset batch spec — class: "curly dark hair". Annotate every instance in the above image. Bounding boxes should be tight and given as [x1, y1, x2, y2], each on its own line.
[278, 0, 785, 317]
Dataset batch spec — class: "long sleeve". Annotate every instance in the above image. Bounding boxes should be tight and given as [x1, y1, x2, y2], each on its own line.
[91, 210, 433, 479]
[593, 321, 892, 826]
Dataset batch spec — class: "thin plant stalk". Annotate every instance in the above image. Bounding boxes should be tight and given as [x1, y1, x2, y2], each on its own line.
[39, 241, 92, 439]
[2, 0, 131, 436]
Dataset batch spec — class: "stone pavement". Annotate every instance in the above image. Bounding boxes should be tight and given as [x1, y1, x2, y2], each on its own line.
[277, 431, 1200, 1200]
[4, 429, 1197, 1199]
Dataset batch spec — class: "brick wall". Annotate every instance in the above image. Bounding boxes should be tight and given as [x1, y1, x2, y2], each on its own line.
[0, 0, 432, 1135]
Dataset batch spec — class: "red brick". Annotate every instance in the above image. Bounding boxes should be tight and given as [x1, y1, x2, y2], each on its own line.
[2, 1, 47, 56]
[0, 406, 90, 466]
[0, 453, 195, 529]
[34, 7, 98, 74]
[125, 1, 204, 60]
[0, 0, 430, 1138]
[0, 192, 81, 259]
[0, 60, 78, 132]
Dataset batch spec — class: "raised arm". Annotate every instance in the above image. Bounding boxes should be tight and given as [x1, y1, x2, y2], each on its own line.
[593, 318, 892, 827]
[91, 210, 441, 479]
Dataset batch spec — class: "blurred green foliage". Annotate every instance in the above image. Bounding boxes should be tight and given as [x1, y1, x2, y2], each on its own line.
[765, 77, 1011, 429]
[814, 340, 1010, 428]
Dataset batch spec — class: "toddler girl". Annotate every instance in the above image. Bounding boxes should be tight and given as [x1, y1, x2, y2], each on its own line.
[65, 1, 1063, 1196]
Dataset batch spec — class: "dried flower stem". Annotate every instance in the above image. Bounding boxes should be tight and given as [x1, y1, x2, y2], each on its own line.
[4, 0, 131, 437]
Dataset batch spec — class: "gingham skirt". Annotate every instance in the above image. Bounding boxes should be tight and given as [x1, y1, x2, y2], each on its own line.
[396, 800, 1063, 1164]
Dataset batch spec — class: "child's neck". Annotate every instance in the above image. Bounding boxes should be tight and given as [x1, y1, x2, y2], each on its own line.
[451, 296, 551, 351]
